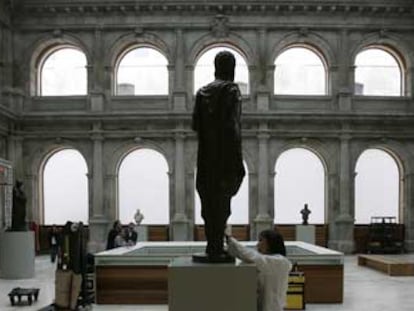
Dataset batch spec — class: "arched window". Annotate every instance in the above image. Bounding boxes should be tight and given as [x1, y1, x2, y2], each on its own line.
[43, 149, 88, 224]
[274, 46, 327, 95]
[355, 149, 400, 224]
[354, 47, 403, 96]
[195, 161, 249, 224]
[194, 46, 249, 95]
[118, 148, 169, 224]
[274, 148, 325, 224]
[39, 47, 87, 96]
[116, 47, 168, 95]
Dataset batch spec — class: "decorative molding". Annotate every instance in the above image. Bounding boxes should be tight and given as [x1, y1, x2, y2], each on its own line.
[211, 15, 229, 38]
[13, 2, 413, 17]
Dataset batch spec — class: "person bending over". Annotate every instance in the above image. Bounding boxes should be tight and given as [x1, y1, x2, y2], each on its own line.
[226, 229, 292, 311]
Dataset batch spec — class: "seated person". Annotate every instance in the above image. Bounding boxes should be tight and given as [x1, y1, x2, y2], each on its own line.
[114, 228, 128, 248]
[125, 222, 138, 246]
[226, 229, 292, 311]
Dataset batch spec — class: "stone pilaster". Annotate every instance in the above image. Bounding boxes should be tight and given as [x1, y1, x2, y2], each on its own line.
[253, 128, 273, 238]
[88, 127, 107, 252]
[171, 131, 190, 240]
[329, 136, 354, 253]
[403, 172, 414, 252]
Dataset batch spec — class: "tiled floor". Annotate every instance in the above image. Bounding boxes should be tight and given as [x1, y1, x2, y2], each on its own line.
[1, 255, 414, 311]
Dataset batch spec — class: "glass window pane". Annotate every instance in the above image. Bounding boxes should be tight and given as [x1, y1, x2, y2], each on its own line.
[119, 149, 169, 224]
[43, 149, 88, 224]
[117, 47, 168, 95]
[274, 148, 325, 224]
[195, 161, 249, 224]
[41, 48, 87, 96]
[354, 48, 401, 96]
[194, 46, 249, 95]
[355, 149, 399, 224]
[274, 47, 326, 95]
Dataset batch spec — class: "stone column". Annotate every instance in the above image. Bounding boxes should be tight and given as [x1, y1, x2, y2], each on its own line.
[171, 131, 190, 240]
[172, 28, 186, 108]
[253, 129, 273, 238]
[403, 172, 414, 251]
[88, 128, 107, 253]
[103, 173, 117, 224]
[24, 173, 38, 224]
[7, 135, 23, 180]
[329, 136, 354, 253]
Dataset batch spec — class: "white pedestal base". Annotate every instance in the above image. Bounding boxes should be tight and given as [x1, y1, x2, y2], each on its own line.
[0, 231, 35, 279]
[169, 257, 257, 311]
[136, 226, 148, 241]
[296, 225, 316, 244]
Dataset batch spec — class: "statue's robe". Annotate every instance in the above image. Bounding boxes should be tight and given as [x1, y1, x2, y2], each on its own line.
[192, 79, 245, 256]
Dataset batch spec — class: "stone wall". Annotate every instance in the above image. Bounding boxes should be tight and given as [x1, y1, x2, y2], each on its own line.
[0, 1, 413, 252]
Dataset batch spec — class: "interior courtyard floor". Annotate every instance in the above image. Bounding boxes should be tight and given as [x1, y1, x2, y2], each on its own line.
[1, 254, 413, 311]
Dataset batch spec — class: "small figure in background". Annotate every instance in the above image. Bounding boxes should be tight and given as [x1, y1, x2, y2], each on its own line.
[125, 222, 138, 246]
[48, 224, 60, 263]
[106, 220, 122, 250]
[134, 209, 144, 225]
[300, 204, 311, 225]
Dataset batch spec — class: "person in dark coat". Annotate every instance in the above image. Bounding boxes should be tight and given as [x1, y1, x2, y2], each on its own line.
[48, 224, 61, 263]
[125, 222, 138, 245]
[106, 220, 122, 250]
[192, 51, 245, 260]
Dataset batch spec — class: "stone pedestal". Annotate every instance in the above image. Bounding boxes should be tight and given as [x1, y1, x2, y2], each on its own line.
[169, 257, 257, 311]
[296, 225, 316, 244]
[136, 226, 148, 241]
[0, 231, 35, 279]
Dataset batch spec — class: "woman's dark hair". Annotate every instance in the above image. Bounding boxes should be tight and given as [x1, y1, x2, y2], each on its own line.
[112, 220, 120, 229]
[259, 229, 286, 256]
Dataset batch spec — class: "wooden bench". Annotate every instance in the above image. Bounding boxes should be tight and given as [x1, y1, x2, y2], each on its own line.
[8, 287, 40, 306]
[358, 255, 414, 276]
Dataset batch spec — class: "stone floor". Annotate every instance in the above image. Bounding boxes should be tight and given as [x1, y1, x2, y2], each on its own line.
[1, 254, 414, 311]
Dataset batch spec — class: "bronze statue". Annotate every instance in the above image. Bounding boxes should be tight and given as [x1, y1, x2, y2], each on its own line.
[11, 180, 27, 231]
[300, 204, 311, 225]
[192, 51, 245, 262]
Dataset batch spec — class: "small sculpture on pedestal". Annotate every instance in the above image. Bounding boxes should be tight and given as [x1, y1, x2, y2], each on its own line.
[11, 180, 27, 231]
[300, 204, 311, 225]
[134, 209, 144, 225]
[192, 51, 245, 263]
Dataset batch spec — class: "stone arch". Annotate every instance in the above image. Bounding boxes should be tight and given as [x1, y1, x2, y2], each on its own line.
[188, 32, 254, 68]
[350, 32, 412, 96]
[106, 32, 171, 95]
[26, 34, 91, 96]
[270, 31, 336, 69]
[115, 142, 171, 224]
[352, 141, 408, 224]
[107, 140, 171, 178]
[272, 139, 331, 223]
[31, 142, 90, 224]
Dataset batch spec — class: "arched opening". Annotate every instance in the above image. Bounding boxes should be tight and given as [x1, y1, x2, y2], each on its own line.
[355, 149, 400, 224]
[274, 148, 325, 224]
[43, 149, 88, 224]
[195, 161, 249, 225]
[118, 148, 169, 224]
[354, 47, 403, 96]
[194, 45, 249, 95]
[39, 47, 87, 96]
[274, 46, 327, 95]
[115, 46, 169, 95]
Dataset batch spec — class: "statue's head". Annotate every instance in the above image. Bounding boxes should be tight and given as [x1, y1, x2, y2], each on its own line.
[214, 51, 235, 81]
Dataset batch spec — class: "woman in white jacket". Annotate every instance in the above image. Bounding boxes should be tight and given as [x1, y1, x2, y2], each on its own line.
[226, 230, 292, 311]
